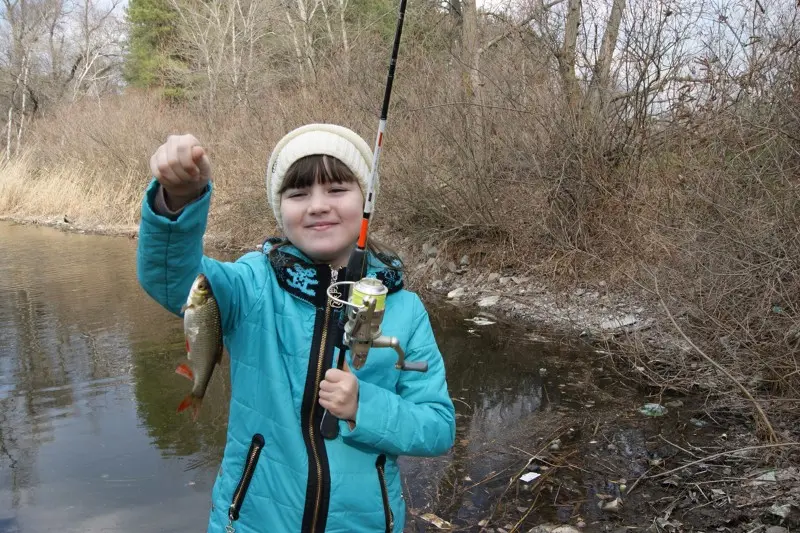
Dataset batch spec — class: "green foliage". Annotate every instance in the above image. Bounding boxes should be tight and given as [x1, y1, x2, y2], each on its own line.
[123, 0, 184, 93]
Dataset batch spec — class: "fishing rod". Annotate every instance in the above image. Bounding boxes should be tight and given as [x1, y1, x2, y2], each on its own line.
[349, 0, 408, 280]
[320, 0, 422, 440]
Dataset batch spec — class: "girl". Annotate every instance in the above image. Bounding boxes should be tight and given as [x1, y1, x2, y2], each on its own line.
[137, 123, 456, 532]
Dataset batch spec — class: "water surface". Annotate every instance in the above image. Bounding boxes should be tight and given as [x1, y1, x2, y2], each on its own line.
[0, 221, 587, 532]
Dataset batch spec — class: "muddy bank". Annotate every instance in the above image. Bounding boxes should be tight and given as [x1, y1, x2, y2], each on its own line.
[407, 348, 800, 533]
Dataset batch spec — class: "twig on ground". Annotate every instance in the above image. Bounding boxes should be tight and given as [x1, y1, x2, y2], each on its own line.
[653, 275, 780, 443]
[648, 442, 800, 479]
[658, 434, 700, 458]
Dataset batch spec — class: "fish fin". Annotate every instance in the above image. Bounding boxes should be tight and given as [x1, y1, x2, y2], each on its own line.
[177, 395, 204, 421]
[185, 337, 191, 355]
[175, 363, 194, 381]
[180, 303, 195, 314]
[191, 397, 203, 421]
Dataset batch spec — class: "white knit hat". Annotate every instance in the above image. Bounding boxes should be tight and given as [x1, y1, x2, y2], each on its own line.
[266, 123, 375, 227]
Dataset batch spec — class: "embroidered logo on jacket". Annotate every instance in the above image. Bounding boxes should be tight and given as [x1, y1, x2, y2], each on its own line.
[286, 264, 319, 296]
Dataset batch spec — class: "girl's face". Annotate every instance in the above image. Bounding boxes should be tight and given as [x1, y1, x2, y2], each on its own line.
[280, 165, 364, 268]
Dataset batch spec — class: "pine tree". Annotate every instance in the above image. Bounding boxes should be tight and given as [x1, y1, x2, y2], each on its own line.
[123, 0, 185, 97]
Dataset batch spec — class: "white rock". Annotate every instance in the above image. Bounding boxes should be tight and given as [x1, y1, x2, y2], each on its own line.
[600, 314, 637, 330]
[447, 287, 466, 299]
[478, 295, 501, 307]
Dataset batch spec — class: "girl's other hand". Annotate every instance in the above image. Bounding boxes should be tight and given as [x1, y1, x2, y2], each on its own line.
[319, 361, 359, 422]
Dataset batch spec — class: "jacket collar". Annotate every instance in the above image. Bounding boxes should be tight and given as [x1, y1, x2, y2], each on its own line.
[261, 237, 404, 308]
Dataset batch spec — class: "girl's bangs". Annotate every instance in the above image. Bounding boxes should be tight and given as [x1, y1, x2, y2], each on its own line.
[280, 155, 358, 192]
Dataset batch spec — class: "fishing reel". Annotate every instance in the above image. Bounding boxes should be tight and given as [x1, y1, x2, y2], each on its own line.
[327, 277, 427, 372]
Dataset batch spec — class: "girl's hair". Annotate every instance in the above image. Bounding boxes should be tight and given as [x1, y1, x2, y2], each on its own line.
[278, 154, 357, 194]
[272, 154, 403, 271]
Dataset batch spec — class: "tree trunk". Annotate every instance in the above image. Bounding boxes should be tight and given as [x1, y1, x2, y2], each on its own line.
[320, 0, 335, 47]
[294, 0, 316, 82]
[5, 107, 12, 163]
[286, 11, 308, 87]
[585, 0, 625, 116]
[557, 0, 582, 111]
[337, 0, 350, 75]
[15, 60, 28, 156]
[461, 0, 479, 103]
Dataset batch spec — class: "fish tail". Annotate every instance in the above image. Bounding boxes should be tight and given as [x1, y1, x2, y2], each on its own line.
[177, 394, 204, 421]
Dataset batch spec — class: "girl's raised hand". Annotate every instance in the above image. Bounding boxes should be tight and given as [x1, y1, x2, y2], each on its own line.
[149, 134, 212, 210]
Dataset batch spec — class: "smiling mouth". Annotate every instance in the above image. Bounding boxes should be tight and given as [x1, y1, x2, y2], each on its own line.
[307, 223, 337, 230]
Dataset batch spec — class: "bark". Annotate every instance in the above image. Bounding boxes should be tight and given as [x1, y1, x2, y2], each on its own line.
[5, 107, 12, 162]
[585, 0, 626, 116]
[337, 0, 350, 74]
[556, 0, 582, 110]
[15, 60, 28, 156]
[286, 11, 308, 86]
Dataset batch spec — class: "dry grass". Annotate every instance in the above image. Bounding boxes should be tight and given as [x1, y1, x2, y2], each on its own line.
[0, 154, 142, 227]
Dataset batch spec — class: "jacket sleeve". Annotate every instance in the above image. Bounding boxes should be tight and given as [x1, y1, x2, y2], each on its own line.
[136, 178, 264, 335]
[341, 295, 456, 457]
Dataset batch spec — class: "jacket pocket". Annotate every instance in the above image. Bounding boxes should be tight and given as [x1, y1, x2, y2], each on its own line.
[375, 454, 394, 533]
[228, 434, 266, 523]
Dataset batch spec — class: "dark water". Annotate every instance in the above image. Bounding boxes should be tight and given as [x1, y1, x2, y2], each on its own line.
[0, 221, 596, 532]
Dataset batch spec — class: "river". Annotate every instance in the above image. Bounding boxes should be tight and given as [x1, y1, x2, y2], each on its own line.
[0, 220, 645, 532]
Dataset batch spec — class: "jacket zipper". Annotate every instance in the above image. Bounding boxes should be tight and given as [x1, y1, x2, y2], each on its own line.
[227, 434, 265, 525]
[376, 454, 394, 532]
[309, 268, 337, 532]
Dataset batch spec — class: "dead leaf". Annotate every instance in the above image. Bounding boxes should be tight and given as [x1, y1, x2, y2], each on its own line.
[420, 513, 453, 530]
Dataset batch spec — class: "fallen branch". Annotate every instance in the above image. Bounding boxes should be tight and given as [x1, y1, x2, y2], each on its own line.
[654, 275, 780, 443]
[648, 442, 800, 479]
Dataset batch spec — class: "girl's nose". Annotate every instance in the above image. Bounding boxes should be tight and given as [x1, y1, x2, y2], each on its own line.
[307, 190, 331, 214]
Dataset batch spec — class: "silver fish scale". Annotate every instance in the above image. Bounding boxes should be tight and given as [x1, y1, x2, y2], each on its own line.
[183, 295, 223, 397]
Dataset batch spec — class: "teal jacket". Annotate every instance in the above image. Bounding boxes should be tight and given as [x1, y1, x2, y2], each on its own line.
[136, 179, 456, 532]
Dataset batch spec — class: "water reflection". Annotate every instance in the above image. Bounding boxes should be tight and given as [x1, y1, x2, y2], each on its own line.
[0, 221, 585, 531]
[0, 223, 215, 532]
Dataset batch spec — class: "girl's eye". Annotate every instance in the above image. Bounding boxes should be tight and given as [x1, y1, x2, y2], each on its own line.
[330, 187, 348, 193]
[286, 190, 307, 198]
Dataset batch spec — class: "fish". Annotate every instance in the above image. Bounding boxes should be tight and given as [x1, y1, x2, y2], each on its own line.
[176, 273, 223, 420]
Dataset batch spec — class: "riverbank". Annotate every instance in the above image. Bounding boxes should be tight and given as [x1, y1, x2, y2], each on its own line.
[0, 211, 663, 342]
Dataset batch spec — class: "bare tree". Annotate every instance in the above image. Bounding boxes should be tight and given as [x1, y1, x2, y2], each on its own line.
[285, 0, 319, 83]
[171, 0, 234, 110]
[336, 0, 350, 74]
[556, 0, 581, 110]
[584, 0, 625, 116]
[69, 0, 124, 100]
[1, 0, 47, 156]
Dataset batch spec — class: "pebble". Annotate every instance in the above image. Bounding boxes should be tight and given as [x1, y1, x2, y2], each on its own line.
[447, 287, 465, 299]
[478, 295, 501, 307]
